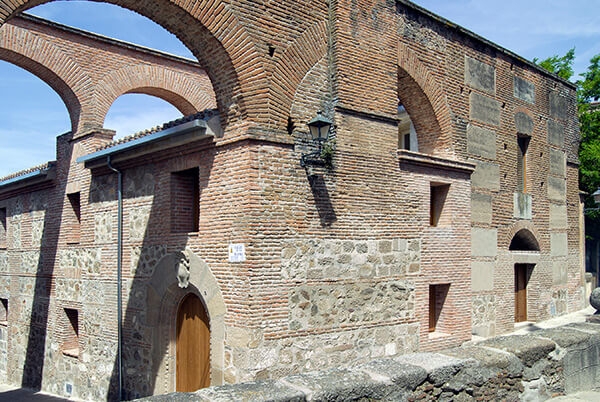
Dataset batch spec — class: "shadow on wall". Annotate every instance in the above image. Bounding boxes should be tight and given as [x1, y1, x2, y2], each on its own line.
[105, 147, 217, 400]
[20, 135, 73, 390]
[308, 174, 336, 227]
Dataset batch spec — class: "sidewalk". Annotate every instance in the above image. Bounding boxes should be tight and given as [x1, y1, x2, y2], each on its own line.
[0, 384, 74, 401]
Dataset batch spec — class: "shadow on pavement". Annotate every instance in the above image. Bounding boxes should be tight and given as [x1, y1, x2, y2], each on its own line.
[0, 388, 71, 401]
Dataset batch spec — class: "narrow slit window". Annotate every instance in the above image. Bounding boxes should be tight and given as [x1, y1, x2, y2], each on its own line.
[430, 183, 450, 227]
[429, 284, 450, 333]
[171, 167, 200, 233]
[0, 298, 8, 324]
[67, 192, 81, 244]
[517, 135, 531, 193]
[62, 308, 79, 357]
[0, 207, 6, 249]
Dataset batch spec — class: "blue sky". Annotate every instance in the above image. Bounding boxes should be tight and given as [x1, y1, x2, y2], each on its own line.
[1, 0, 600, 178]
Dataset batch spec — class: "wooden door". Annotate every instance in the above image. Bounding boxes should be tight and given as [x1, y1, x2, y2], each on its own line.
[514, 264, 528, 323]
[176, 293, 210, 391]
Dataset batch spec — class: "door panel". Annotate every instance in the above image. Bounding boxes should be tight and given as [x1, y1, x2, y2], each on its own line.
[176, 293, 210, 391]
[515, 264, 528, 323]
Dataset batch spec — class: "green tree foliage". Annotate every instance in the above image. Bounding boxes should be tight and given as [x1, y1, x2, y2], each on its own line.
[533, 48, 575, 80]
[535, 49, 600, 233]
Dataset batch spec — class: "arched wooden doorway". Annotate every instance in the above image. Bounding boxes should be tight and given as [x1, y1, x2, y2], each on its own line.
[176, 293, 210, 392]
[509, 229, 540, 323]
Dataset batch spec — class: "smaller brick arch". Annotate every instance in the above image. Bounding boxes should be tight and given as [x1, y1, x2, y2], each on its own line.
[145, 249, 226, 394]
[397, 43, 454, 157]
[0, 22, 92, 132]
[509, 229, 540, 251]
[92, 64, 217, 128]
[505, 221, 542, 252]
[275, 20, 329, 127]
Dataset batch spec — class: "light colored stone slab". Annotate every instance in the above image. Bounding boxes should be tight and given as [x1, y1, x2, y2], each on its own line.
[515, 111, 534, 135]
[472, 228, 498, 257]
[467, 125, 496, 159]
[471, 193, 492, 224]
[549, 91, 567, 120]
[553, 260, 568, 285]
[470, 93, 501, 126]
[514, 76, 535, 104]
[548, 120, 565, 147]
[472, 262, 494, 291]
[465, 57, 495, 93]
[471, 161, 500, 190]
[548, 176, 566, 202]
[550, 149, 566, 177]
[514, 192, 532, 220]
[550, 204, 568, 229]
[551, 232, 568, 256]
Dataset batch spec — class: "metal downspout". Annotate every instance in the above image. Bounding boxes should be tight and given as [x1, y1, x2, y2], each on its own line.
[107, 155, 123, 401]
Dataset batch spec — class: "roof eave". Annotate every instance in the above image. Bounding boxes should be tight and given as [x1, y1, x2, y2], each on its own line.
[77, 117, 216, 169]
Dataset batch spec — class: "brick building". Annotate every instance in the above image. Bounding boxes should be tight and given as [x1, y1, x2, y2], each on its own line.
[0, 0, 584, 400]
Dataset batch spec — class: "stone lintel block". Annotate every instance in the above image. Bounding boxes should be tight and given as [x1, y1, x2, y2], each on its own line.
[514, 77, 535, 104]
[514, 111, 534, 135]
[471, 161, 500, 191]
[550, 232, 568, 257]
[472, 262, 494, 291]
[465, 56, 496, 94]
[467, 124, 496, 159]
[470, 93, 501, 126]
[513, 192, 532, 220]
[472, 228, 498, 257]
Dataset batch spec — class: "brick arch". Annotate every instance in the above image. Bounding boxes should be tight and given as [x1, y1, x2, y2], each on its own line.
[92, 64, 217, 127]
[146, 250, 226, 394]
[398, 43, 454, 157]
[272, 20, 329, 127]
[0, 22, 91, 132]
[505, 220, 542, 251]
[1, 0, 266, 127]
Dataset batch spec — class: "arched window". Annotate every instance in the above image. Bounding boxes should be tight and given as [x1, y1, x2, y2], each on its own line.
[509, 229, 540, 251]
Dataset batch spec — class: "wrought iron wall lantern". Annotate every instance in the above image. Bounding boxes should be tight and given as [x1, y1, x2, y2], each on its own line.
[300, 111, 332, 167]
[594, 188, 600, 205]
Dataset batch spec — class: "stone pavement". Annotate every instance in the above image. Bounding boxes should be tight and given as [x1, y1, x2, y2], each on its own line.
[549, 391, 600, 401]
[0, 384, 75, 401]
